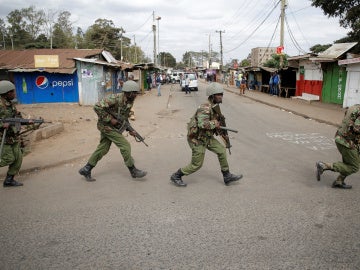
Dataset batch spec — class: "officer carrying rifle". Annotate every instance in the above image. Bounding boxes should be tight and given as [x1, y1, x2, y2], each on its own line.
[170, 82, 243, 187]
[0, 81, 47, 187]
[79, 80, 147, 182]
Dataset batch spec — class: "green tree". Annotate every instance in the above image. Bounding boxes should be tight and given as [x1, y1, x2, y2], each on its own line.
[263, 54, 288, 69]
[74, 27, 86, 49]
[0, 18, 7, 49]
[6, 9, 33, 48]
[240, 59, 250, 67]
[311, 0, 360, 53]
[52, 11, 74, 48]
[159, 52, 176, 67]
[309, 44, 332, 54]
[84, 19, 121, 49]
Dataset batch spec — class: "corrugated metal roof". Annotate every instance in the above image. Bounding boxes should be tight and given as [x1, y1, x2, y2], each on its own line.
[317, 42, 358, 59]
[287, 53, 317, 61]
[0, 48, 103, 74]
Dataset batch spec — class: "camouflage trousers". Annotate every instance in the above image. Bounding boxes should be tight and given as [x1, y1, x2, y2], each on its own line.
[88, 129, 134, 168]
[0, 142, 23, 175]
[181, 137, 229, 175]
[333, 142, 360, 177]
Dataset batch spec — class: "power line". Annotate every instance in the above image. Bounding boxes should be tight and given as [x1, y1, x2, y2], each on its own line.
[125, 13, 153, 33]
[258, 15, 281, 64]
[285, 15, 307, 54]
[225, 0, 281, 53]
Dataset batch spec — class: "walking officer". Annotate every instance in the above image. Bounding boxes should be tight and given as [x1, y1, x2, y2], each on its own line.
[170, 82, 243, 187]
[79, 80, 147, 181]
[316, 104, 360, 189]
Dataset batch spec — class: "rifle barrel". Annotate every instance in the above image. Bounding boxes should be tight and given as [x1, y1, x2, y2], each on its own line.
[219, 126, 238, 133]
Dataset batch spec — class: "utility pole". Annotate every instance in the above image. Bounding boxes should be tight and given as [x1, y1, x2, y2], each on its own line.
[119, 28, 125, 61]
[215, 30, 225, 70]
[208, 34, 211, 68]
[280, 0, 287, 68]
[152, 11, 157, 66]
[133, 35, 137, 63]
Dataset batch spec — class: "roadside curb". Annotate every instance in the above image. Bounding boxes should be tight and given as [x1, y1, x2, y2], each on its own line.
[223, 86, 340, 127]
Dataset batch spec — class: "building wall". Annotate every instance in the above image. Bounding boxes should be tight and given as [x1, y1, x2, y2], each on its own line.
[321, 63, 346, 104]
[343, 62, 360, 107]
[77, 62, 104, 105]
[251, 47, 277, 66]
[295, 60, 323, 96]
[13, 72, 78, 104]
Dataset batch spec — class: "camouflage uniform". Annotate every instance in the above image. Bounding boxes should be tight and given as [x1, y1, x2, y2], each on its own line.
[170, 82, 242, 187]
[79, 80, 146, 181]
[182, 100, 229, 174]
[0, 97, 23, 176]
[316, 104, 360, 188]
[88, 92, 135, 168]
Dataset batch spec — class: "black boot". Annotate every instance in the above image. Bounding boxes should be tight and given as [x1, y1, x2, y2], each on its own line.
[79, 163, 95, 181]
[316, 161, 332, 181]
[3, 174, 23, 187]
[332, 175, 352, 189]
[170, 169, 187, 187]
[222, 170, 243, 186]
[128, 165, 147, 178]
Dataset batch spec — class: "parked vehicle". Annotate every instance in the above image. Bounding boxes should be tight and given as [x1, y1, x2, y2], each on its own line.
[181, 72, 198, 91]
[170, 71, 184, 84]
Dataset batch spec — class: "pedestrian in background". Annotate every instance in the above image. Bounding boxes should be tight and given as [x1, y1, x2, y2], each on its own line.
[240, 75, 247, 95]
[0, 81, 29, 187]
[156, 73, 162, 96]
[170, 82, 243, 187]
[272, 71, 280, 96]
[79, 80, 147, 182]
[146, 74, 152, 91]
[316, 104, 360, 189]
[269, 73, 274, 95]
[127, 74, 136, 121]
[185, 75, 190, 94]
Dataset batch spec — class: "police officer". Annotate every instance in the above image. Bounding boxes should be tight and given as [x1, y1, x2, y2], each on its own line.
[79, 80, 147, 181]
[316, 104, 360, 189]
[170, 82, 242, 187]
[0, 81, 24, 187]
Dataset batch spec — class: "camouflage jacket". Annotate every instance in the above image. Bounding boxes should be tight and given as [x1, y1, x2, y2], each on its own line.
[335, 104, 360, 150]
[94, 93, 133, 133]
[0, 97, 22, 144]
[187, 100, 220, 145]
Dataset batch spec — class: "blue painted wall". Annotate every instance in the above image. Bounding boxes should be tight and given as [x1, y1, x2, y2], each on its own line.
[14, 72, 79, 104]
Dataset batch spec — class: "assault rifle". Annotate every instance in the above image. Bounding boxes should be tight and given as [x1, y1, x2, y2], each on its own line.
[0, 117, 51, 161]
[0, 118, 51, 132]
[212, 104, 236, 154]
[106, 110, 148, 147]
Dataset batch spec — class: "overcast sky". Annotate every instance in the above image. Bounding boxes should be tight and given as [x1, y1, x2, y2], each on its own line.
[0, 0, 350, 63]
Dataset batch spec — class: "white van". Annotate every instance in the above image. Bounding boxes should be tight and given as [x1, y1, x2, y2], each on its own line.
[181, 72, 198, 91]
[170, 71, 184, 84]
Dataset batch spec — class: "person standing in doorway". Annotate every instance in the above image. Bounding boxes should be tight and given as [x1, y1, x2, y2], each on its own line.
[146, 74, 152, 91]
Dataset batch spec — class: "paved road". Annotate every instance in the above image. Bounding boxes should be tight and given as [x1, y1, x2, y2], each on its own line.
[1, 82, 359, 270]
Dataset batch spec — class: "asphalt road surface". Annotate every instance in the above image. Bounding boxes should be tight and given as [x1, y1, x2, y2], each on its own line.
[1, 82, 359, 270]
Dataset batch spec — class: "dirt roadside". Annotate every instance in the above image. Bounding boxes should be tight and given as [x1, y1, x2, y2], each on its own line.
[0, 103, 98, 175]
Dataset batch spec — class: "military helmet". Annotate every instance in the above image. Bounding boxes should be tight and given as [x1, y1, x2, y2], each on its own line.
[0, 80, 15, 95]
[206, 82, 224, 96]
[122, 80, 140, 92]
